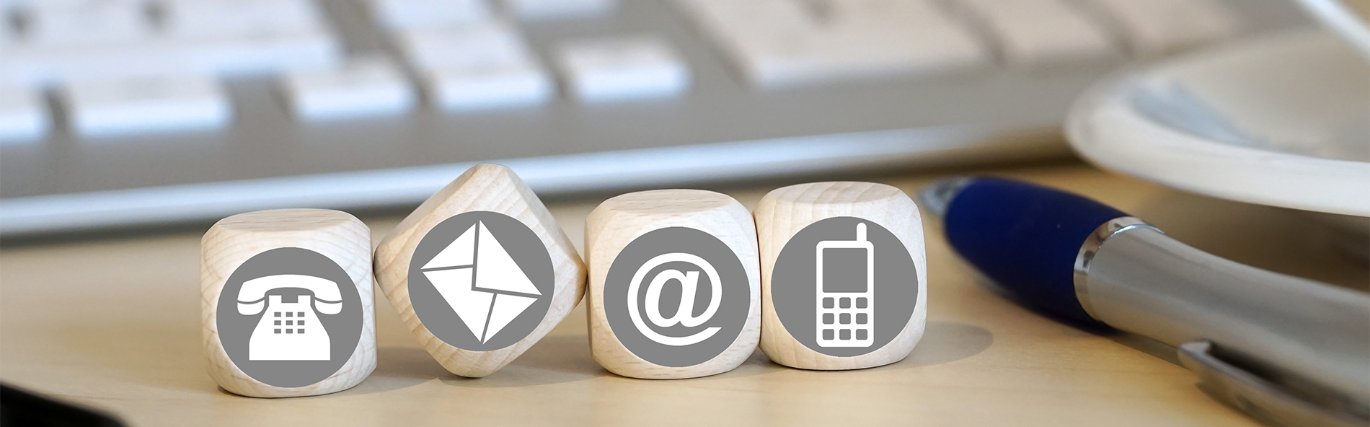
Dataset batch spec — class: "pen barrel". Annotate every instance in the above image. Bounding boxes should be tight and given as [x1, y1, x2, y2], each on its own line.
[1079, 227, 1370, 405]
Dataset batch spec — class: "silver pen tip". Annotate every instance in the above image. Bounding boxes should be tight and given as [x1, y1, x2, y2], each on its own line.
[919, 177, 974, 219]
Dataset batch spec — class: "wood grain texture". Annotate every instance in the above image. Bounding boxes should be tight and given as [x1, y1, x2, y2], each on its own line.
[585, 189, 761, 379]
[754, 182, 928, 370]
[373, 163, 586, 377]
[200, 209, 376, 397]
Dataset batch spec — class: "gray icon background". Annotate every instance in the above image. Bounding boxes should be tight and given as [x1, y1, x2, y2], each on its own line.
[217, 247, 364, 388]
[603, 227, 751, 367]
[772, 217, 919, 357]
[408, 211, 555, 351]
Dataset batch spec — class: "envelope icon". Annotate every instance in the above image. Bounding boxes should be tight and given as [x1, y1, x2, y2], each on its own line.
[421, 221, 542, 343]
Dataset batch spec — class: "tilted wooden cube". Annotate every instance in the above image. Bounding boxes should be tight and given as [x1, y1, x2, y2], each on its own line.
[374, 163, 586, 377]
[586, 189, 761, 379]
[201, 209, 376, 397]
[754, 182, 927, 370]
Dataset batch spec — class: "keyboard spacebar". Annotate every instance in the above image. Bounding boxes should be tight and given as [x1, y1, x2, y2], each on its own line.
[3, 32, 341, 86]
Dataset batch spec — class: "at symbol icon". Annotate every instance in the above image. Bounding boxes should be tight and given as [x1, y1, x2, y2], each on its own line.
[626, 253, 722, 346]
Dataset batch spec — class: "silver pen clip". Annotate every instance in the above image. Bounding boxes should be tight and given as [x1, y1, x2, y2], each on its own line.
[1177, 341, 1369, 427]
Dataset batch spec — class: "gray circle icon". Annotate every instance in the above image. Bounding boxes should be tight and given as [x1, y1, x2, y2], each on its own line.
[603, 227, 751, 367]
[217, 247, 364, 388]
[408, 211, 555, 351]
[771, 217, 918, 357]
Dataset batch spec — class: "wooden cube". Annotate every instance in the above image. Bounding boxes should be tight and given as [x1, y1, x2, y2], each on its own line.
[585, 189, 761, 379]
[754, 182, 927, 370]
[201, 209, 375, 397]
[373, 163, 586, 377]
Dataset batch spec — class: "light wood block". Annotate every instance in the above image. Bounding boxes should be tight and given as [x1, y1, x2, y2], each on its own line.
[373, 163, 586, 377]
[201, 209, 376, 397]
[585, 189, 761, 379]
[754, 182, 928, 370]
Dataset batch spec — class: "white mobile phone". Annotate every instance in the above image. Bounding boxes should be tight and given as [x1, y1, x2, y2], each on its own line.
[815, 223, 874, 348]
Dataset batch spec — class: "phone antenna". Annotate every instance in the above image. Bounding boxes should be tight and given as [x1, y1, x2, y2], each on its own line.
[856, 222, 867, 242]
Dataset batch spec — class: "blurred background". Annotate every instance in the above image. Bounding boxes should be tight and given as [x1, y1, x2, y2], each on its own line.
[0, 0, 1318, 236]
[2, 2, 1369, 426]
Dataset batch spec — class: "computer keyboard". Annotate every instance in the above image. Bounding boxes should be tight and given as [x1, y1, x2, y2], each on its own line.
[0, 0, 1305, 235]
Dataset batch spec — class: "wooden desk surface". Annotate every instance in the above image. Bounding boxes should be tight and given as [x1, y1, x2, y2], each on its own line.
[2, 163, 1365, 427]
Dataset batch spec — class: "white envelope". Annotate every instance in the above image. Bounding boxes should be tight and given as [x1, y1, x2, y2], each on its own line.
[421, 221, 542, 343]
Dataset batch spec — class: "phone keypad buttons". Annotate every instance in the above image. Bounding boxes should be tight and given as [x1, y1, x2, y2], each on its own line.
[817, 302, 872, 347]
[267, 311, 312, 335]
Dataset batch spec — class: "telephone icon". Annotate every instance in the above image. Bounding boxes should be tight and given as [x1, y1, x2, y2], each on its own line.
[815, 223, 875, 348]
[237, 274, 342, 361]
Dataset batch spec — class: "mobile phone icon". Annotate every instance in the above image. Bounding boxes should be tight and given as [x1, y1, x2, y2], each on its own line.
[815, 223, 874, 348]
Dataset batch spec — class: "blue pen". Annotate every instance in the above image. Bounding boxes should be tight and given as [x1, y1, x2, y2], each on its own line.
[921, 177, 1369, 427]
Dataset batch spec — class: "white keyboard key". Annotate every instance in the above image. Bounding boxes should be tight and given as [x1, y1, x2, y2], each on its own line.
[0, 85, 49, 142]
[187, 29, 341, 76]
[368, 0, 491, 29]
[0, 17, 14, 75]
[395, 21, 551, 110]
[3, 29, 341, 86]
[958, 0, 1117, 66]
[281, 56, 415, 120]
[501, 0, 614, 20]
[424, 59, 553, 111]
[1, 44, 188, 87]
[675, 0, 986, 88]
[828, 0, 951, 29]
[60, 75, 231, 136]
[556, 37, 689, 102]
[394, 21, 530, 71]
[16, 0, 143, 9]
[675, 0, 809, 47]
[159, 0, 324, 40]
[0, 10, 13, 47]
[25, 0, 152, 47]
[1083, 0, 1241, 54]
[752, 28, 982, 86]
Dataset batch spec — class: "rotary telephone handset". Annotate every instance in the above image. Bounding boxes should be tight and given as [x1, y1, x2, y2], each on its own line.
[237, 274, 343, 316]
